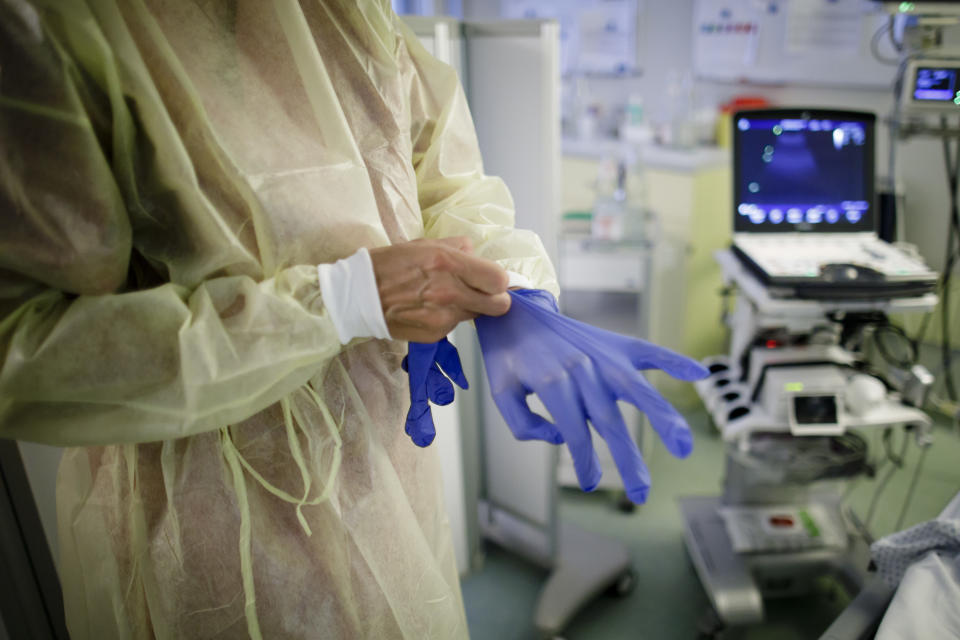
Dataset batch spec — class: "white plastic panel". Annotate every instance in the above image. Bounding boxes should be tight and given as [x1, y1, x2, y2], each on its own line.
[466, 19, 561, 533]
[559, 239, 647, 292]
[465, 20, 561, 263]
[482, 391, 556, 529]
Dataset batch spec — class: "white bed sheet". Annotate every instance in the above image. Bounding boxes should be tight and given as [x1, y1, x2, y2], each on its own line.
[873, 492, 960, 640]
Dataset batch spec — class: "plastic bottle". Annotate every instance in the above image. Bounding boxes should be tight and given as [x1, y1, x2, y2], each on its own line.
[591, 158, 628, 242]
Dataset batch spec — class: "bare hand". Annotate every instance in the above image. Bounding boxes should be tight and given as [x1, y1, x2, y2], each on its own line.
[370, 237, 511, 342]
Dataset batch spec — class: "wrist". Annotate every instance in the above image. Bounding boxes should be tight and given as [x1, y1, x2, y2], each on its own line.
[506, 270, 535, 289]
[318, 248, 391, 344]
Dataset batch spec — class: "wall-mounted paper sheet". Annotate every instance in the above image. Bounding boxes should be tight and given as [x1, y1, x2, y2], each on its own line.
[786, 0, 866, 55]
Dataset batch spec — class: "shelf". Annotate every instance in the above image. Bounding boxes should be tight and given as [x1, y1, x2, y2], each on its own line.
[562, 137, 730, 171]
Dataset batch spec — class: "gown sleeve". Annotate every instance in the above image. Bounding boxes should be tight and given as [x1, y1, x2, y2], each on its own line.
[398, 19, 560, 297]
[0, 1, 342, 447]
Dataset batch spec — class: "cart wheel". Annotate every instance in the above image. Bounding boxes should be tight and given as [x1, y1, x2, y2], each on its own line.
[696, 605, 725, 640]
[607, 569, 636, 597]
[616, 495, 637, 513]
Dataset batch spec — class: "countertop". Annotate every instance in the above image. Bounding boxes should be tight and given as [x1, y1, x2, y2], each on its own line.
[562, 136, 730, 172]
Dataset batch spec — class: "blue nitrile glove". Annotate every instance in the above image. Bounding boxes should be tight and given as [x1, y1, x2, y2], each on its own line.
[403, 338, 469, 447]
[475, 289, 710, 504]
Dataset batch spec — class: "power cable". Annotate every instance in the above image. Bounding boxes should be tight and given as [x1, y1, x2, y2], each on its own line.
[874, 322, 917, 370]
[865, 428, 910, 530]
[939, 116, 960, 402]
[871, 17, 901, 65]
[895, 443, 930, 531]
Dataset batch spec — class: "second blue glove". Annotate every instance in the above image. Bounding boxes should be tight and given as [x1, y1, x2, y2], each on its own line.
[403, 338, 469, 447]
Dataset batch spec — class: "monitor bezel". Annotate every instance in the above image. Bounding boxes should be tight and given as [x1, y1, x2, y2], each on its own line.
[732, 108, 877, 234]
[787, 392, 846, 437]
[903, 59, 960, 113]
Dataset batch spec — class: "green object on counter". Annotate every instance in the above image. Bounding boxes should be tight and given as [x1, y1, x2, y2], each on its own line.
[799, 510, 821, 538]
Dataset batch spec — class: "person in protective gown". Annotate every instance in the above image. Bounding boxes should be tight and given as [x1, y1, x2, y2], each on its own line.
[0, 1, 558, 637]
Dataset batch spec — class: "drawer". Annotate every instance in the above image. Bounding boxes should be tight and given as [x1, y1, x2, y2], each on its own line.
[559, 247, 647, 291]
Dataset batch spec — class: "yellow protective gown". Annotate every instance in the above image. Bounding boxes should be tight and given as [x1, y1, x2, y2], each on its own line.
[0, 1, 559, 638]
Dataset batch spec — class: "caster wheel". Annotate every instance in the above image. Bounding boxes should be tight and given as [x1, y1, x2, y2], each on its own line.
[616, 495, 637, 513]
[607, 569, 636, 597]
[696, 605, 725, 640]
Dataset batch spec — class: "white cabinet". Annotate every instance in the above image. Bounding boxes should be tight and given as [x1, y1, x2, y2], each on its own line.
[559, 235, 649, 292]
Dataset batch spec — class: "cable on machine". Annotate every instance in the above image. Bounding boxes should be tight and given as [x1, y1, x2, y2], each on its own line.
[874, 322, 917, 370]
[824, 310, 916, 374]
[902, 116, 960, 406]
[936, 115, 960, 402]
[870, 16, 901, 66]
[895, 441, 931, 531]
[864, 427, 911, 530]
[730, 431, 870, 485]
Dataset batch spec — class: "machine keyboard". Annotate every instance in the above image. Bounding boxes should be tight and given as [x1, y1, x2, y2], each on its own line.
[733, 235, 933, 280]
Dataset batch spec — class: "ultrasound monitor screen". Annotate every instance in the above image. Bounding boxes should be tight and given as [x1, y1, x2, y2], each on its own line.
[733, 111, 875, 233]
[792, 395, 839, 426]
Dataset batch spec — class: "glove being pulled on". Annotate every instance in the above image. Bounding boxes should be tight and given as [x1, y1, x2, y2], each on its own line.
[403, 338, 469, 447]
[475, 289, 709, 504]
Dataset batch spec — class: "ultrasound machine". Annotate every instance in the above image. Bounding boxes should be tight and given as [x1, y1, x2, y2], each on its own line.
[679, 108, 939, 636]
[730, 109, 937, 299]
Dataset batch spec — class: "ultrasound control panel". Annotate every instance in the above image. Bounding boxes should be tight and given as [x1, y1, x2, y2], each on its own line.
[732, 234, 934, 280]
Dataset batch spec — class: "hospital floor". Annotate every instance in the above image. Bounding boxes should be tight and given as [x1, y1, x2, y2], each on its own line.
[461, 409, 960, 640]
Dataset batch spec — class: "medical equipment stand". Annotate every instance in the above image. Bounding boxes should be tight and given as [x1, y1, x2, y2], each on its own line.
[477, 376, 634, 640]
[680, 250, 936, 635]
[480, 492, 634, 638]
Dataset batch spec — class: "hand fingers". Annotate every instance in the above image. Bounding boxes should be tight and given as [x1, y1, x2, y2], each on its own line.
[569, 361, 652, 504]
[374, 239, 508, 341]
[419, 273, 511, 317]
[603, 370, 694, 459]
[447, 251, 511, 296]
[388, 307, 476, 343]
[386, 286, 504, 341]
[539, 378, 603, 492]
[491, 384, 564, 444]
[435, 338, 469, 389]
[433, 236, 474, 254]
[426, 365, 455, 406]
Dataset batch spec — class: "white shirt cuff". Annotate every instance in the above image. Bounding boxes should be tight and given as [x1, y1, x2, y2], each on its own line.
[318, 248, 391, 344]
[506, 270, 535, 289]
